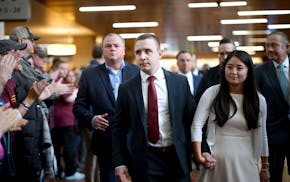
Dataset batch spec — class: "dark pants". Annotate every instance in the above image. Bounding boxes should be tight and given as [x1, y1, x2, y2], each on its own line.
[269, 144, 289, 182]
[52, 126, 78, 176]
[97, 154, 117, 182]
[147, 148, 190, 182]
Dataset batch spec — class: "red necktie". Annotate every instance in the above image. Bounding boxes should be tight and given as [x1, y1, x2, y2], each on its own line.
[147, 76, 159, 143]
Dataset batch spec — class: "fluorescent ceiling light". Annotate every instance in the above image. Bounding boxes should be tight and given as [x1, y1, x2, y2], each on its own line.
[268, 24, 290, 29]
[187, 35, 223, 41]
[47, 44, 76, 56]
[208, 41, 239, 47]
[221, 18, 267, 24]
[232, 30, 270, 35]
[220, 1, 247, 7]
[113, 22, 159, 28]
[238, 10, 290, 16]
[237, 46, 264, 51]
[119, 33, 154, 39]
[212, 47, 257, 55]
[188, 2, 218, 8]
[79, 5, 136, 12]
[188, 1, 247, 8]
[248, 38, 267, 43]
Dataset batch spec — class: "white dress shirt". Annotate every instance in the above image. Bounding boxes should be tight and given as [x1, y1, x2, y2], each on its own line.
[140, 68, 174, 147]
[178, 71, 194, 95]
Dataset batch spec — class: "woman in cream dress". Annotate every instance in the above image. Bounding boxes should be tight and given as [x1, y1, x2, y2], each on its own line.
[191, 50, 270, 182]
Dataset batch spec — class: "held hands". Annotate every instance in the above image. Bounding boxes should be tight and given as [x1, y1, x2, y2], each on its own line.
[197, 152, 217, 170]
[93, 113, 109, 131]
[115, 166, 132, 182]
[260, 169, 270, 182]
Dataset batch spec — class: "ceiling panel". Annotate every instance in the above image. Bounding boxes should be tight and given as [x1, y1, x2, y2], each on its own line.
[4, 0, 290, 58]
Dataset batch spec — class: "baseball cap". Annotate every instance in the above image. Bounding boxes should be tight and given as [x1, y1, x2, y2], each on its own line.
[0, 39, 27, 55]
[9, 26, 40, 41]
[35, 46, 47, 58]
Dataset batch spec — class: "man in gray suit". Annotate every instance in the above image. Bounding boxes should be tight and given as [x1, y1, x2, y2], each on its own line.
[255, 31, 290, 182]
[112, 34, 195, 182]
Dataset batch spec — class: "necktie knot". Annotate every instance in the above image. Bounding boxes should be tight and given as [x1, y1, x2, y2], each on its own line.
[148, 76, 155, 83]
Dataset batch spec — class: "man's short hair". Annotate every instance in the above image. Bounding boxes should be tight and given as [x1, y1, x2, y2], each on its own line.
[92, 45, 103, 59]
[136, 34, 160, 50]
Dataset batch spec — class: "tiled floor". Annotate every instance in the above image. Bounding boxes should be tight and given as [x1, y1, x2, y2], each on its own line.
[46, 162, 290, 182]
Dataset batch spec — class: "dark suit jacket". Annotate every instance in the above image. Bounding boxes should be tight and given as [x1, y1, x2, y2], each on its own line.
[194, 65, 221, 102]
[73, 62, 139, 156]
[255, 60, 290, 145]
[192, 73, 201, 96]
[112, 69, 195, 181]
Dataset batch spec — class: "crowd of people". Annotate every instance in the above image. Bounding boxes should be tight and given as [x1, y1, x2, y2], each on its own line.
[0, 25, 289, 182]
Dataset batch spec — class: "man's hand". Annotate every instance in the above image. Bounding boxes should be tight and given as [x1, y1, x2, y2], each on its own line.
[93, 113, 109, 131]
[115, 166, 131, 182]
[197, 152, 216, 170]
[0, 54, 21, 84]
[0, 103, 22, 133]
[39, 78, 74, 100]
[8, 119, 28, 131]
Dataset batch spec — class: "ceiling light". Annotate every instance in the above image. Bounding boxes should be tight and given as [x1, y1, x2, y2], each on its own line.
[248, 38, 267, 43]
[47, 44, 76, 56]
[221, 18, 267, 24]
[237, 46, 264, 51]
[232, 30, 270, 35]
[238, 10, 290, 16]
[219, 1, 247, 7]
[187, 35, 223, 41]
[79, 5, 136, 12]
[113, 22, 159, 28]
[208, 41, 239, 47]
[268, 24, 290, 29]
[119, 33, 154, 39]
[188, 1, 247, 8]
[188, 2, 218, 8]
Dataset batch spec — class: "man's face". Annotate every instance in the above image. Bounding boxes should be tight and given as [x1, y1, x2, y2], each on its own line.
[102, 34, 125, 64]
[177, 52, 193, 74]
[32, 54, 45, 70]
[265, 34, 288, 64]
[19, 38, 35, 57]
[57, 63, 68, 78]
[218, 43, 235, 64]
[135, 38, 162, 75]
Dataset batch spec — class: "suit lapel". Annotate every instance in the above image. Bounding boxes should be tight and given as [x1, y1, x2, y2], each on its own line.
[98, 65, 116, 104]
[131, 75, 147, 135]
[163, 69, 175, 126]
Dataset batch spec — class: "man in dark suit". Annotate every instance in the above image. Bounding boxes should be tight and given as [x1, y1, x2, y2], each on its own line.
[176, 50, 201, 96]
[255, 31, 290, 182]
[73, 33, 139, 182]
[112, 34, 195, 182]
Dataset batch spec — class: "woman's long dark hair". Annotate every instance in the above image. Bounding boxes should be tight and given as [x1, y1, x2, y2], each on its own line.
[212, 50, 259, 129]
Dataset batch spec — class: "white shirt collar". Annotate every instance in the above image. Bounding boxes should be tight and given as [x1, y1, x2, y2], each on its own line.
[140, 67, 164, 82]
[273, 57, 289, 68]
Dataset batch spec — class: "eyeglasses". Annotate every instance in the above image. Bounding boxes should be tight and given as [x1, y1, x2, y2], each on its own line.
[218, 51, 232, 56]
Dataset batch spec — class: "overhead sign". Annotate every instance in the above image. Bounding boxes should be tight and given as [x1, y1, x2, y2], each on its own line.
[0, 0, 31, 20]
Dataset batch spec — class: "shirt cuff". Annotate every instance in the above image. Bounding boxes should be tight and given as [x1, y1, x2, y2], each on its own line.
[15, 109, 23, 120]
[91, 116, 97, 130]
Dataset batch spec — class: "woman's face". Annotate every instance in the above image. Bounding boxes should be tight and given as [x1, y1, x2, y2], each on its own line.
[225, 56, 248, 90]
